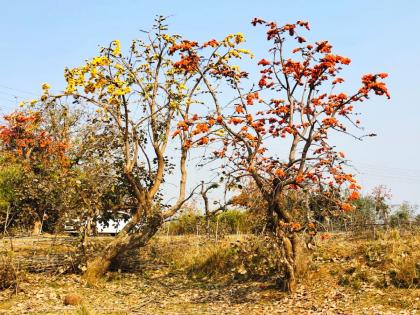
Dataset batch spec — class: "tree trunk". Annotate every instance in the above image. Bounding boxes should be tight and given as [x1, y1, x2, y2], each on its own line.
[270, 196, 309, 293]
[83, 212, 163, 284]
[205, 212, 210, 237]
[280, 235, 297, 292]
[275, 234, 308, 293]
[31, 219, 42, 236]
[80, 218, 92, 256]
[3, 205, 10, 236]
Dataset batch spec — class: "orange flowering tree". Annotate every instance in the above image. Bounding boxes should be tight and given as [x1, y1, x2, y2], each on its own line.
[180, 19, 390, 291]
[41, 16, 253, 281]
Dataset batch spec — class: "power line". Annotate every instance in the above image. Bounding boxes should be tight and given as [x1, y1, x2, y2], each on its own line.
[0, 95, 17, 104]
[356, 162, 420, 174]
[0, 90, 22, 99]
[0, 84, 37, 96]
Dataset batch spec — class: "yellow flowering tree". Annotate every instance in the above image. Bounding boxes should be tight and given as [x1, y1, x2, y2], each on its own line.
[41, 16, 252, 281]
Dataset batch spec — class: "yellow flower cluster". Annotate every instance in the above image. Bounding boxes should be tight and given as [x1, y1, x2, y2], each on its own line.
[63, 45, 132, 102]
[91, 56, 110, 66]
[112, 40, 121, 56]
[222, 33, 246, 48]
[162, 34, 176, 44]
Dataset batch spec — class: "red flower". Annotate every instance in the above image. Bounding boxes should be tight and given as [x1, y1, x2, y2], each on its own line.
[235, 105, 244, 114]
[202, 39, 218, 48]
[251, 17, 265, 26]
[257, 59, 270, 66]
[296, 36, 306, 43]
[348, 191, 360, 200]
[197, 137, 209, 145]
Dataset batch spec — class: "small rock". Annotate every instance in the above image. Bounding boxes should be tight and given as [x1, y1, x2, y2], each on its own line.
[63, 293, 83, 306]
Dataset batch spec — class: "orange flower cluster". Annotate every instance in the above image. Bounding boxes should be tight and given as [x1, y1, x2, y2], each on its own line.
[359, 73, 390, 99]
[348, 190, 360, 200]
[192, 123, 209, 135]
[0, 111, 69, 166]
[168, 40, 198, 55]
[315, 41, 332, 53]
[252, 19, 310, 42]
[274, 169, 285, 177]
[257, 58, 270, 66]
[341, 202, 354, 212]
[251, 17, 265, 26]
[202, 39, 219, 48]
[320, 233, 331, 240]
[322, 117, 338, 126]
[197, 136, 209, 145]
[320, 54, 351, 68]
[173, 54, 200, 73]
[246, 92, 259, 105]
[282, 59, 305, 80]
[290, 222, 301, 231]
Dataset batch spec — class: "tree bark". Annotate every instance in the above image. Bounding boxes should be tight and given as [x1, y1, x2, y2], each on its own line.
[271, 194, 308, 293]
[3, 205, 10, 236]
[31, 219, 42, 236]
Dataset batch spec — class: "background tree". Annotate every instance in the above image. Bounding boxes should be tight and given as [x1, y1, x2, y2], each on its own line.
[390, 201, 417, 228]
[0, 109, 70, 234]
[0, 154, 23, 235]
[371, 185, 392, 226]
[200, 181, 233, 236]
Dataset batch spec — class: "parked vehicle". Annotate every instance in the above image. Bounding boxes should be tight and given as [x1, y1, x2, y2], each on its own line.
[63, 217, 129, 236]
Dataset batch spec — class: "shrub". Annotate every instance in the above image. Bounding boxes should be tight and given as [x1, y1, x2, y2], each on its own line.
[0, 252, 24, 292]
[165, 209, 256, 237]
[188, 235, 291, 282]
[389, 258, 420, 288]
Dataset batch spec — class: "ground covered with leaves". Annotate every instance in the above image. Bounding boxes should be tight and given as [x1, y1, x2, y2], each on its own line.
[0, 232, 419, 314]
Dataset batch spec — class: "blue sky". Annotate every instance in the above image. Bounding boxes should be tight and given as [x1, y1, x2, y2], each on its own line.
[0, 1, 419, 208]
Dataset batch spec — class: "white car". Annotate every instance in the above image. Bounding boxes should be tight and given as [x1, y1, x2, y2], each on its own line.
[96, 218, 128, 236]
[64, 217, 129, 236]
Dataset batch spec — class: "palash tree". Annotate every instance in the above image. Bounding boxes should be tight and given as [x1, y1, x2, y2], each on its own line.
[173, 18, 390, 292]
[0, 109, 70, 234]
[40, 16, 254, 282]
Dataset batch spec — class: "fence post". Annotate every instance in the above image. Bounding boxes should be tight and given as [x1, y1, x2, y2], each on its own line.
[3, 205, 10, 236]
[215, 216, 219, 242]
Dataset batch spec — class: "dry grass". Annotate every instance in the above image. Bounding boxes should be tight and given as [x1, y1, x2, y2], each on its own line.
[136, 234, 294, 282]
[0, 231, 420, 314]
[140, 235, 242, 274]
[1, 231, 419, 313]
[0, 252, 25, 292]
[312, 229, 419, 295]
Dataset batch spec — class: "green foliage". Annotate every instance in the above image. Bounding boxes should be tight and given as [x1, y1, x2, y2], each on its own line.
[0, 156, 23, 210]
[0, 103, 133, 235]
[165, 209, 253, 236]
[390, 202, 417, 228]
[350, 195, 376, 225]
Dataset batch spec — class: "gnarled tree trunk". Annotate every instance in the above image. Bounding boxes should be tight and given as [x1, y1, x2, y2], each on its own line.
[83, 211, 163, 284]
[274, 232, 308, 292]
[270, 195, 309, 293]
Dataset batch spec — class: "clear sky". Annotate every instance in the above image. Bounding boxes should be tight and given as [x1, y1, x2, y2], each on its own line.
[0, 0, 419, 208]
